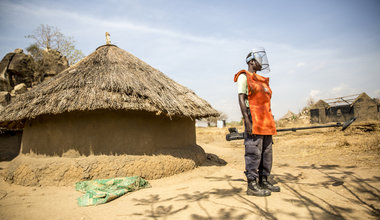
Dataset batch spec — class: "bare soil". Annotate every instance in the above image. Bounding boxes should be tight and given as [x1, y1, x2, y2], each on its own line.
[0, 121, 379, 219]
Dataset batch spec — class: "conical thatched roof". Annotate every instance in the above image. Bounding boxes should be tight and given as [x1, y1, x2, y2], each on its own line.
[0, 44, 219, 129]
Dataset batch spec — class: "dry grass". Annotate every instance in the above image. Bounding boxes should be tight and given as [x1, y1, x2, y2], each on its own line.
[196, 121, 380, 168]
[275, 128, 379, 166]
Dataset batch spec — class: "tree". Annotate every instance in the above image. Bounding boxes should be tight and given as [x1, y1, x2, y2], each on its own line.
[218, 112, 228, 121]
[26, 24, 84, 65]
[26, 43, 42, 61]
[205, 111, 228, 125]
[306, 96, 315, 108]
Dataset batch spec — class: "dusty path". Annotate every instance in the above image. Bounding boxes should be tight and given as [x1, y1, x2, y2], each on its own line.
[0, 126, 379, 219]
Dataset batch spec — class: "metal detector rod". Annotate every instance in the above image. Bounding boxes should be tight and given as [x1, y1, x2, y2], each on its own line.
[276, 123, 342, 132]
[226, 117, 356, 141]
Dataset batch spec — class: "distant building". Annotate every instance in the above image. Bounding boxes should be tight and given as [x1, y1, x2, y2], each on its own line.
[217, 120, 225, 128]
[195, 119, 209, 128]
[310, 93, 380, 123]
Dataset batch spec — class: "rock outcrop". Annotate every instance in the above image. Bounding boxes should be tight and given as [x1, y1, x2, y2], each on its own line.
[0, 48, 69, 106]
[34, 49, 69, 83]
[0, 49, 34, 91]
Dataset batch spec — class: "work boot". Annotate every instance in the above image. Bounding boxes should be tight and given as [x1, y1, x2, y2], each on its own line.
[247, 179, 271, 197]
[259, 176, 281, 192]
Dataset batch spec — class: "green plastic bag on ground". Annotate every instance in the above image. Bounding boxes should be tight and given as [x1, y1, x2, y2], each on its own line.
[75, 176, 150, 207]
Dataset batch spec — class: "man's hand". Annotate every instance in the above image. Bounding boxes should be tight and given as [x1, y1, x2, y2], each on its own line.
[245, 118, 252, 134]
[238, 93, 252, 134]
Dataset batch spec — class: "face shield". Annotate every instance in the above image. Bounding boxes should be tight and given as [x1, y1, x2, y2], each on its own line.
[246, 47, 270, 74]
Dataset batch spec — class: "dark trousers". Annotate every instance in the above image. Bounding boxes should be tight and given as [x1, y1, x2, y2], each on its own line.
[244, 111, 273, 181]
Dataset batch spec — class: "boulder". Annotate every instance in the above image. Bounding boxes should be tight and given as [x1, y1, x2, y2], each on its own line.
[0, 49, 34, 90]
[12, 83, 27, 95]
[0, 91, 10, 106]
[0, 76, 10, 92]
[0, 53, 15, 92]
[35, 49, 69, 82]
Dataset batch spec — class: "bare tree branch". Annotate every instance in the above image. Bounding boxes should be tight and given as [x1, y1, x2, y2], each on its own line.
[26, 24, 84, 65]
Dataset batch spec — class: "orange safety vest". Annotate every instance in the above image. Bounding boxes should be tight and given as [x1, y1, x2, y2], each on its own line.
[234, 70, 277, 135]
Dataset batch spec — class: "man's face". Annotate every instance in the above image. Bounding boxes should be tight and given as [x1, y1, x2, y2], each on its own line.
[250, 59, 262, 71]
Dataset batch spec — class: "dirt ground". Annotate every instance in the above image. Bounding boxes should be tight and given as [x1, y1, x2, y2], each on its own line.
[0, 122, 379, 219]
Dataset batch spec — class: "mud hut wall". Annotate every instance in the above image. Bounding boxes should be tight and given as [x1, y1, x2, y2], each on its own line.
[324, 105, 354, 123]
[311, 107, 327, 123]
[319, 108, 327, 123]
[20, 110, 196, 156]
[310, 100, 329, 124]
[353, 95, 378, 121]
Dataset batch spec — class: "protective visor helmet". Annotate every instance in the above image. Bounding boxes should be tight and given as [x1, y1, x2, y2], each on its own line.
[246, 47, 270, 74]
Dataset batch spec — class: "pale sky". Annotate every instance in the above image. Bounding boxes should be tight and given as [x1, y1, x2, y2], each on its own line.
[1, 0, 379, 121]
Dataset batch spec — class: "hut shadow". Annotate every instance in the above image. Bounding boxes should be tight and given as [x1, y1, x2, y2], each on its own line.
[201, 153, 227, 166]
[155, 145, 227, 167]
[276, 164, 380, 218]
[0, 130, 22, 161]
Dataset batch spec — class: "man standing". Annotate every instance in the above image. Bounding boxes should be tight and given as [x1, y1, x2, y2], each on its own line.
[234, 48, 280, 197]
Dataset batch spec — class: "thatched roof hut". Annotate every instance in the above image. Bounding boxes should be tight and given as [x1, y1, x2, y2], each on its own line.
[0, 44, 218, 129]
[0, 44, 218, 157]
